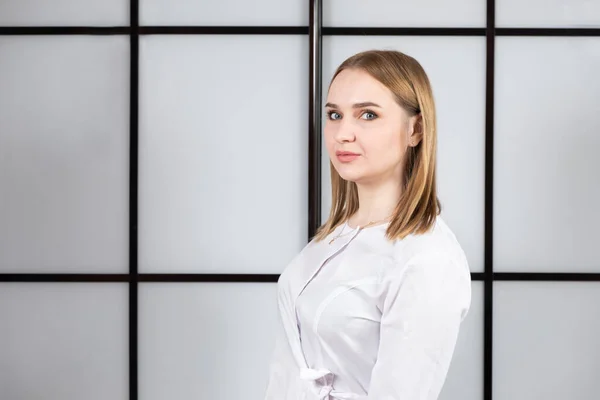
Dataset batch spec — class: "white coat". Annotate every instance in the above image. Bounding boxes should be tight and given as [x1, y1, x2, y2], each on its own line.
[263, 216, 472, 400]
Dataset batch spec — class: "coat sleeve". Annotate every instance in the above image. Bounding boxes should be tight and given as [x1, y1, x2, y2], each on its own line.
[367, 251, 472, 400]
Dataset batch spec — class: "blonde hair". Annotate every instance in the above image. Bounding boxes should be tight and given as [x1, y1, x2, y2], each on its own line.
[314, 49, 441, 242]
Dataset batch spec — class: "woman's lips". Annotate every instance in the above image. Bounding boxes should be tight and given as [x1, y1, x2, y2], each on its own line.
[335, 151, 360, 163]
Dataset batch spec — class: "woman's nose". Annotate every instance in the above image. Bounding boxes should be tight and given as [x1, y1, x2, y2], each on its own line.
[333, 119, 356, 143]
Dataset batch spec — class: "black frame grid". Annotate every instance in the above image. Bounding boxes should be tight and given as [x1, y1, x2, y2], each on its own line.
[1, 1, 600, 400]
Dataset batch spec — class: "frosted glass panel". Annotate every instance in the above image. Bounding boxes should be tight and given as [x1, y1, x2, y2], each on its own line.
[0, 36, 129, 273]
[323, 0, 485, 27]
[494, 38, 600, 272]
[497, 0, 600, 28]
[494, 282, 600, 400]
[438, 281, 483, 400]
[140, 0, 307, 26]
[0, 283, 128, 400]
[139, 283, 278, 400]
[321, 36, 486, 272]
[138, 35, 308, 274]
[0, 0, 128, 26]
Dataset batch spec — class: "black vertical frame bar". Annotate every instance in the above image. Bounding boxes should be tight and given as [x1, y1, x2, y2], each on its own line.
[308, 0, 323, 240]
[484, 0, 495, 399]
[129, 0, 139, 399]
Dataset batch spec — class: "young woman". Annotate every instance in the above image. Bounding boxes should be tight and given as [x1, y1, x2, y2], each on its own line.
[264, 49, 472, 400]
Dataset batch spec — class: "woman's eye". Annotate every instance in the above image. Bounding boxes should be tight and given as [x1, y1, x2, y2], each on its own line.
[328, 111, 341, 120]
[361, 111, 377, 120]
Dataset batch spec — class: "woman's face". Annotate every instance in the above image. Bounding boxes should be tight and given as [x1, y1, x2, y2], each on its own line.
[324, 68, 420, 186]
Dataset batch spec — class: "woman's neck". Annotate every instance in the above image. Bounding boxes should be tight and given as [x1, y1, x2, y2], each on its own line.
[348, 179, 402, 228]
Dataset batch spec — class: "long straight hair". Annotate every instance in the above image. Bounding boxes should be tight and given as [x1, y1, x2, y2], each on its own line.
[313, 49, 441, 242]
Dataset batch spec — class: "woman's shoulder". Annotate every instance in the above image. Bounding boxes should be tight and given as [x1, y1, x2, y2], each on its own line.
[382, 216, 472, 321]
[389, 215, 470, 275]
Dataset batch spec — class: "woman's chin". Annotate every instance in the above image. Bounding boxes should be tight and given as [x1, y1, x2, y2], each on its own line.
[336, 169, 369, 184]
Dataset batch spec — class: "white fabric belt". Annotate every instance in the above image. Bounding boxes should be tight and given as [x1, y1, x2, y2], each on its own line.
[300, 367, 361, 400]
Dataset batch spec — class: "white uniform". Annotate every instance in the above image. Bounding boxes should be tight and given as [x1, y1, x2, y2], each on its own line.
[263, 216, 472, 400]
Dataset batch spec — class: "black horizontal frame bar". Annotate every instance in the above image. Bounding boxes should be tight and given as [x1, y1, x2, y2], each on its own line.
[139, 26, 308, 35]
[1, 272, 600, 283]
[140, 273, 279, 282]
[494, 272, 600, 281]
[323, 27, 486, 36]
[0, 26, 130, 35]
[1, 26, 599, 37]
[0, 26, 307, 35]
[0, 273, 130, 282]
[323, 27, 600, 36]
[496, 27, 600, 36]
[0, 273, 278, 283]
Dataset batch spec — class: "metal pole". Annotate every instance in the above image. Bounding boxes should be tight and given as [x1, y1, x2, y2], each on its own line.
[308, 0, 323, 240]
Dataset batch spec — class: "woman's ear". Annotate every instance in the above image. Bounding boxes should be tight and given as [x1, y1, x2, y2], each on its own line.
[408, 113, 423, 147]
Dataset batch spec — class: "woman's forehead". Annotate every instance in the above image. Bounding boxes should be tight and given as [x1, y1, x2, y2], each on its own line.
[327, 69, 394, 106]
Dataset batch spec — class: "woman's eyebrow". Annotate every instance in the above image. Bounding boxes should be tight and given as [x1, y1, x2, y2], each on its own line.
[324, 101, 382, 108]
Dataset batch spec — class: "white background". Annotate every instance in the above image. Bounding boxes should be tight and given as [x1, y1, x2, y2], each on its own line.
[1, 1, 599, 399]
